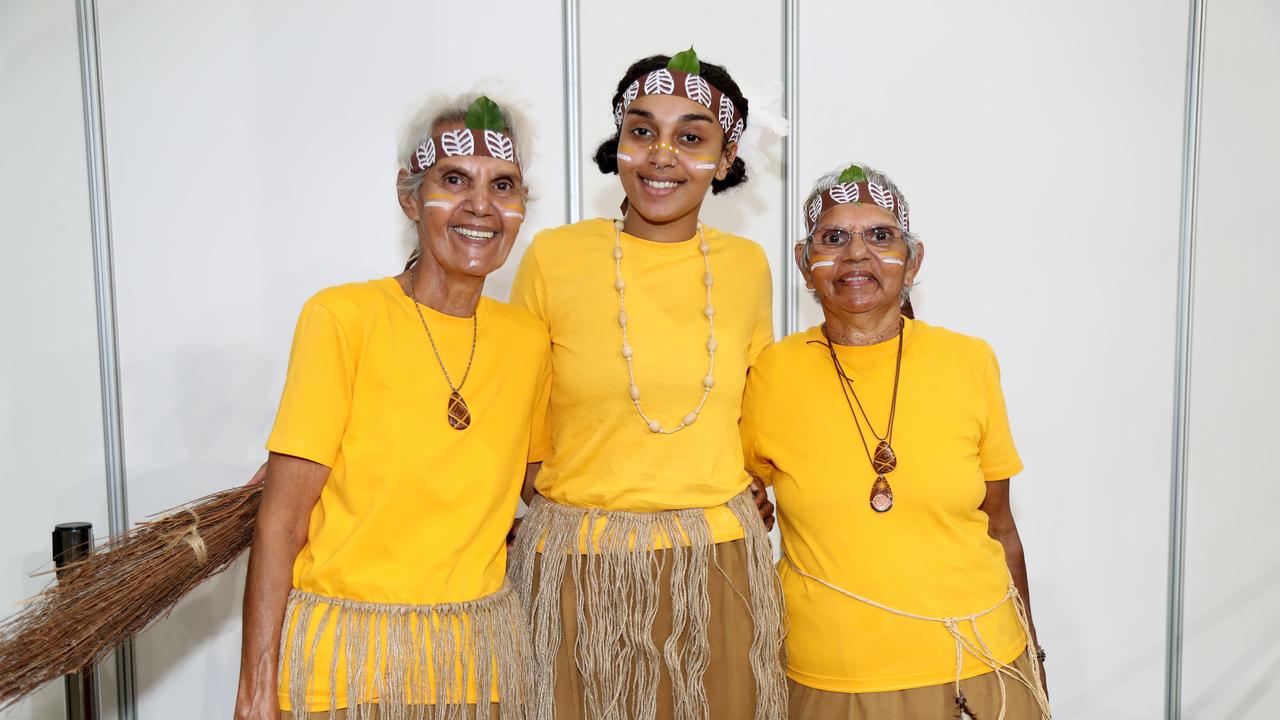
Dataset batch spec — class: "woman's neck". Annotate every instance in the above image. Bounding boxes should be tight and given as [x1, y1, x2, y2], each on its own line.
[823, 305, 903, 346]
[403, 258, 483, 318]
[622, 205, 703, 244]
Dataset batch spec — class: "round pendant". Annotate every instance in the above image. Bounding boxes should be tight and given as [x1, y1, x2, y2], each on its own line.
[447, 390, 471, 430]
[872, 441, 897, 474]
[870, 475, 894, 513]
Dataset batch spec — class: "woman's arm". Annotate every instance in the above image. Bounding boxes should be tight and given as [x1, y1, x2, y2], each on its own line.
[979, 479, 1047, 691]
[234, 452, 328, 720]
[520, 462, 541, 506]
[506, 462, 544, 546]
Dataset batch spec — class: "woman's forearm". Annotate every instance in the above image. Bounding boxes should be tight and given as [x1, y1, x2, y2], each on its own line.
[997, 526, 1037, 646]
[235, 454, 328, 719]
[980, 480, 1039, 648]
[521, 462, 542, 506]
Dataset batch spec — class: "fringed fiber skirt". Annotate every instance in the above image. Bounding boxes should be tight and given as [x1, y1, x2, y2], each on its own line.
[277, 583, 530, 720]
[507, 489, 787, 720]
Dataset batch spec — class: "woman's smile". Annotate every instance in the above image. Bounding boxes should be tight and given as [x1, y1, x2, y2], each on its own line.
[450, 224, 498, 241]
[637, 172, 686, 196]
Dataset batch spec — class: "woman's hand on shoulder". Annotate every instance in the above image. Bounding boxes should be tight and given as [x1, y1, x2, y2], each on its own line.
[750, 478, 775, 532]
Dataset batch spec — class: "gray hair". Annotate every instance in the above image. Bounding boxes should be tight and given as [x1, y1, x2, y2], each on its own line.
[798, 162, 920, 306]
[396, 91, 533, 196]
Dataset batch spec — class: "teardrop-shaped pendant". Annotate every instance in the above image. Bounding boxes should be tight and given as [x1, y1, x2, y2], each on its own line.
[870, 475, 894, 513]
[446, 390, 471, 430]
[872, 440, 897, 474]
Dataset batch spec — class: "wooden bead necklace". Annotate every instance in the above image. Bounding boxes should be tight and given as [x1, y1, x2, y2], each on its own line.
[612, 219, 716, 434]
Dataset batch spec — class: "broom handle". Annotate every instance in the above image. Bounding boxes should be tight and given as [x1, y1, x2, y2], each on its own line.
[53, 523, 101, 720]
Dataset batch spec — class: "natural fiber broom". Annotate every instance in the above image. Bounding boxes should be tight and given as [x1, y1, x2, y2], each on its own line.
[0, 484, 263, 708]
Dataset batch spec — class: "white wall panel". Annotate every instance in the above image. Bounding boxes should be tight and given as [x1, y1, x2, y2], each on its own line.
[0, 2, 117, 718]
[13, 1, 1277, 717]
[797, 2, 1187, 716]
[578, 0, 788, 336]
[1182, 1, 1280, 717]
[95, 1, 565, 715]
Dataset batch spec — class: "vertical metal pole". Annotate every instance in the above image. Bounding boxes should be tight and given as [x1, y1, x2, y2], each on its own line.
[53, 524, 100, 720]
[781, 0, 800, 335]
[72, 1, 137, 718]
[562, 0, 582, 224]
[1166, 0, 1206, 718]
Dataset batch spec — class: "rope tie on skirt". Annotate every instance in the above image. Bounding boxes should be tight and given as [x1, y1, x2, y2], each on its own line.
[782, 556, 1051, 720]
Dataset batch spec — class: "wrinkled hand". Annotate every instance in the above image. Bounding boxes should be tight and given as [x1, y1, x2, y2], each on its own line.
[246, 461, 267, 486]
[750, 479, 775, 532]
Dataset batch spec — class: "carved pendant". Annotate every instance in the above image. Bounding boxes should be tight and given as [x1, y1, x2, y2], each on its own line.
[870, 475, 894, 513]
[447, 390, 471, 430]
[872, 440, 897, 474]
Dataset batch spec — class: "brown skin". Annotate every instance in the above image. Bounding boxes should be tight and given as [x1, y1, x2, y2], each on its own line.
[234, 452, 328, 720]
[394, 121, 526, 316]
[798, 203, 1045, 691]
[980, 479, 1048, 693]
[234, 127, 528, 718]
[797, 203, 923, 346]
[617, 94, 737, 244]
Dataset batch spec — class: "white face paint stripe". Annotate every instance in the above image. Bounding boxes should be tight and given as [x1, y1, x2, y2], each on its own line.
[879, 256, 905, 266]
[503, 211, 524, 219]
[809, 260, 836, 270]
[616, 152, 633, 163]
[423, 200, 452, 209]
[694, 163, 718, 170]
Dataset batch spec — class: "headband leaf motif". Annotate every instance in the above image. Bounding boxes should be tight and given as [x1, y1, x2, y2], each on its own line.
[614, 47, 746, 144]
[805, 164, 911, 235]
[408, 95, 518, 175]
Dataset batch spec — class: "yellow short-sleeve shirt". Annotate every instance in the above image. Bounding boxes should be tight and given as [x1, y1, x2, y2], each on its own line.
[740, 320, 1026, 693]
[510, 219, 773, 542]
[267, 278, 550, 708]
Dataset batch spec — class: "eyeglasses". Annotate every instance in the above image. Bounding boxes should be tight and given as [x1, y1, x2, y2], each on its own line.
[808, 226, 904, 252]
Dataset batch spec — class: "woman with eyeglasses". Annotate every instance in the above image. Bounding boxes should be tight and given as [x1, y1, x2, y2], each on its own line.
[740, 163, 1052, 719]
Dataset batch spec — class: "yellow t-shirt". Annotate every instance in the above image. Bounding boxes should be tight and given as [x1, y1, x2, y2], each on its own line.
[740, 320, 1026, 693]
[510, 218, 773, 543]
[267, 278, 550, 706]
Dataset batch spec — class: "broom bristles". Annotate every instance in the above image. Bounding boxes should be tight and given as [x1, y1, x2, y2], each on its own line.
[0, 484, 263, 708]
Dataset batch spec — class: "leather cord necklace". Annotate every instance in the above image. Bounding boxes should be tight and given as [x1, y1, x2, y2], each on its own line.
[818, 318, 904, 512]
[406, 265, 477, 430]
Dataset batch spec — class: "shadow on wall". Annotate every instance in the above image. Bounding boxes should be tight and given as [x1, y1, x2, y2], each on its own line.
[124, 338, 280, 510]
[1182, 562, 1280, 718]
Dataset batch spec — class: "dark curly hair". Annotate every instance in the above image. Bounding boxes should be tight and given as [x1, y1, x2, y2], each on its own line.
[592, 55, 750, 195]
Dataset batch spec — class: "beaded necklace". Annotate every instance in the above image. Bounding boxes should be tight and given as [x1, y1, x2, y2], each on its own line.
[611, 219, 717, 434]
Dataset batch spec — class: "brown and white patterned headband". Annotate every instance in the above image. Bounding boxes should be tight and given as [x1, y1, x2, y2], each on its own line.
[407, 128, 519, 175]
[804, 169, 910, 235]
[614, 67, 746, 144]
[406, 96, 520, 175]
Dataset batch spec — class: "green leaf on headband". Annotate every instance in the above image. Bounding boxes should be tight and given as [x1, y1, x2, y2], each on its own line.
[668, 47, 701, 75]
[465, 96, 506, 133]
[838, 165, 867, 184]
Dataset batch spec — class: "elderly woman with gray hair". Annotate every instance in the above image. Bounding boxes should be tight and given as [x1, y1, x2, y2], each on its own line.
[740, 164, 1052, 718]
[234, 94, 548, 720]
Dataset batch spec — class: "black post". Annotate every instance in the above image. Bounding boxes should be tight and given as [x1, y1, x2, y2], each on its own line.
[52, 523, 100, 720]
